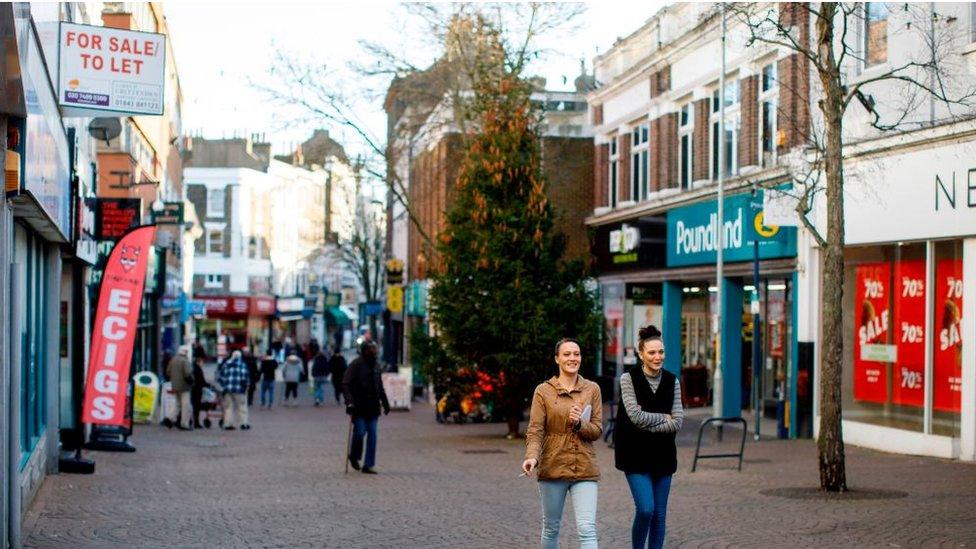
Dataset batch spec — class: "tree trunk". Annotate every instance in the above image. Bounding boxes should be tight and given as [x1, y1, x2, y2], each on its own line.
[815, 3, 848, 493]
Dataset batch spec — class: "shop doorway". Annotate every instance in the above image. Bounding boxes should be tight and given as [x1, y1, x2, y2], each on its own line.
[740, 278, 792, 420]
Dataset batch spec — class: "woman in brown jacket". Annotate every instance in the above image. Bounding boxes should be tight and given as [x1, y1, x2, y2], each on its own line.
[522, 338, 603, 549]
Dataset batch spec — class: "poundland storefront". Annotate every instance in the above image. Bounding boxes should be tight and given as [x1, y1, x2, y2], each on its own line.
[595, 189, 809, 438]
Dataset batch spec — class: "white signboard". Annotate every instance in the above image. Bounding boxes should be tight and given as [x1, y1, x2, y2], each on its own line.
[58, 22, 166, 116]
[838, 138, 976, 245]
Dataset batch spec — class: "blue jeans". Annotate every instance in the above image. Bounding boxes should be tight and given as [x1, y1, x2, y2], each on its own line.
[625, 473, 672, 549]
[350, 416, 379, 468]
[538, 480, 598, 549]
[313, 377, 328, 403]
[260, 379, 275, 406]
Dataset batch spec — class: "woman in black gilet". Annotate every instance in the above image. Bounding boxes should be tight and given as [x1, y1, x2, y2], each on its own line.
[614, 325, 684, 549]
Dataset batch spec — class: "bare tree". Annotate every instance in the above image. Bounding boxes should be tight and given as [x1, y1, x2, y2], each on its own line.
[732, 2, 976, 492]
[256, 3, 585, 256]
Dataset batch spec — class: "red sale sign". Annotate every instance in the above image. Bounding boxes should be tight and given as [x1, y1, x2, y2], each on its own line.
[853, 263, 891, 404]
[934, 259, 963, 413]
[892, 260, 925, 407]
[82, 226, 156, 425]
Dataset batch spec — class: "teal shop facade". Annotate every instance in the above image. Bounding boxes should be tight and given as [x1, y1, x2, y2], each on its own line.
[593, 190, 808, 438]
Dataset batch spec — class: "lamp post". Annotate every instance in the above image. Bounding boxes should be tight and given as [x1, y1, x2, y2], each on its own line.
[324, 157, 334, 245]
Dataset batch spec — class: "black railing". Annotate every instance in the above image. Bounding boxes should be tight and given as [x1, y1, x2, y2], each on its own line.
[691, 416, 747, 472]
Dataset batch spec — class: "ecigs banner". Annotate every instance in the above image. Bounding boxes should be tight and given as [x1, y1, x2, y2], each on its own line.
[853, 263, 891, 404]
[82, 226, 156, 426]
[892, 259, 925, 407]
[934, 259, 963, 413]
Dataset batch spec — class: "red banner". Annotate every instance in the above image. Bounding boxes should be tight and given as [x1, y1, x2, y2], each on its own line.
[853, 263, 891, 404]
[892, 259, 925, 407]
[82, 226, 156, 426]
[934, 259, 963, 413]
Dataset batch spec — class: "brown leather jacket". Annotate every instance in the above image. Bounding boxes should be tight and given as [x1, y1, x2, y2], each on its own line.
[524, 376, 603, 481]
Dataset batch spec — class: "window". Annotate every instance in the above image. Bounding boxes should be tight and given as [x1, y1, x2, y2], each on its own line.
[760, 63, 779, 166]
[709, 80, 741, 178]
[971, 3, 976, 43]
[864, 3, 888, 67]
[609, 136, 619, 207]
[207, 227, 224, 255]
[204, 274, 224, 289]
[207, 188, 225, 217]
[679, 103, 694, 189]
[631, 123, 650, 201]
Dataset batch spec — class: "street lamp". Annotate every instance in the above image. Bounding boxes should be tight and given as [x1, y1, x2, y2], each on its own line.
[324, 156, 334, 245]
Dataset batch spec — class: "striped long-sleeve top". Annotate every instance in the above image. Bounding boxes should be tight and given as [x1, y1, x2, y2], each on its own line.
[619, 370, 684, 433]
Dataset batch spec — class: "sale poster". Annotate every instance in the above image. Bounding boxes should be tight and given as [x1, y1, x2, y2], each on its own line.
[934, 259, 963, 413]
[853, 263, 891, 404]
[892, 259, 925, 407]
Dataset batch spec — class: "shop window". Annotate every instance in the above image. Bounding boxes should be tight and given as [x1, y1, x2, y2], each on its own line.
[842, 241, 962, 437]
[14, 225, 48, 460]
[709, 82, 740, 178]
[631, 123, 649, 201]
[864, 3, 889, 68]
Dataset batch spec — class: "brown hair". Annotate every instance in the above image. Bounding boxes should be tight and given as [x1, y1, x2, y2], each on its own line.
[637, 325, 663, 351]
[553, 338, 580, 356]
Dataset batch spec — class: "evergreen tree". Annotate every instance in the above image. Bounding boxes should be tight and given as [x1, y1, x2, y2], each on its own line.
[428, 23, 601, 436]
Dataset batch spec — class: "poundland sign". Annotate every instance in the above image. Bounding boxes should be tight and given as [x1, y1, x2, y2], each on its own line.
[666, 193, 796, 267]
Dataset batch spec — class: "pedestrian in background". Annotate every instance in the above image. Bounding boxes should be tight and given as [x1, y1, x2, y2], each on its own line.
[165, 346, 194, 430]
[522, 338, 603, 549]
[343, 342, 390, 474]
[217, 350, 251, 430]
[329, 347, 348, 405]
[243, 348, 259, 407]
[259, 352, 278, 409]
[615, 325, 683, 549]
[282, 354, 304, 406]
[311, 349, 331, 406]
[190, 354, 209, 429]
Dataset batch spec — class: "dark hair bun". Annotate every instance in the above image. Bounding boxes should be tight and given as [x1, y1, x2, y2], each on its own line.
[638, 325, 662, 339]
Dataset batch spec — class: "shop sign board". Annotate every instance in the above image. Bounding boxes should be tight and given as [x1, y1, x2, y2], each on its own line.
[150, 201, 183, 225]
[667, 193, 796, 267]
[593, 216, 667, 273]
[387, 286, 404, 314]
[892, 259, 926, 407]
[324, 292, 342, 308]
[386, 258, 404, 285]
[96, 198, 141, 240]
[853, 263, 891, 404]
[933, 258, 962, 412]
[277, 296, 305, 314]
[842, 140, 976, 245]
[22, 28, 72, 240]
[75, 195, 98, 264]
[406, 281, 428, 317]
[58, 22, 167, 116]
[250, 296, 276, 316]
[201, 296, 250, 316]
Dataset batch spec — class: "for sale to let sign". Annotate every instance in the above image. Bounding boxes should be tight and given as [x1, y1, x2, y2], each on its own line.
[58, 22, 167, 116]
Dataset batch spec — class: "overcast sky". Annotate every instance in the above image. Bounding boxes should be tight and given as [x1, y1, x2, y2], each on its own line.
[165, 2, 666, 157]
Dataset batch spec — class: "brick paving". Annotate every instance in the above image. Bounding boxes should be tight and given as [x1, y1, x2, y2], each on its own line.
[23, 389, 976, 548]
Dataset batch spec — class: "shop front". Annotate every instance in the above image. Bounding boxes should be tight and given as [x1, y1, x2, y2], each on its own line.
[825, 136, 976, 460]
[197, 295, 275, 360]
[593, 190, 802, 436]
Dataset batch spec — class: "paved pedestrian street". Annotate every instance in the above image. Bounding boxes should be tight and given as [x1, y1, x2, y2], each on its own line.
[23, 395, 976, 548]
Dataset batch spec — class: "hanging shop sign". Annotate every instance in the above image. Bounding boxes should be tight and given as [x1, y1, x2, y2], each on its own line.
[593, 216, 667, 272]
[96, 197, 141, 240]
[892, 259, 925, 407]
[386, 258, 404, 285]
[406, 281, 428, 317]
[324, 292, 342, 308]
[852, 263, 892, 404]
[666, 192, 796, 267]
[276, 296, 305, 314]
[151, 201, 183, 224]
[75, 194, 98, 264]
[58, 22, 167, 117]
[81, 225, 157, 426]
[387, 286, 404, 314]
[933, 259, 962, 413]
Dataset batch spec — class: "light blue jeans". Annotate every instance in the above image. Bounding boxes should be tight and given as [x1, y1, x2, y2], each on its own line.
[538, 480, 598, 548]
[313, 377, 328, 403]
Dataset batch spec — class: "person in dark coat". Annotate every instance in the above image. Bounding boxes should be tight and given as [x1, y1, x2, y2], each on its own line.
[243, 348, 259, 407]
[343, 342, 389, 474]
[259, 352, 279, 409]
[311, 350, 331, 406]
[190, 355, 209, 429]
[328, 349, 348, 405]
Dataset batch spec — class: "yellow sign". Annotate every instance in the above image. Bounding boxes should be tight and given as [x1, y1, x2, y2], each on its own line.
[753, 212, 779, 238]
[387, 286, 404, 313]
[132, 371, 159, 423]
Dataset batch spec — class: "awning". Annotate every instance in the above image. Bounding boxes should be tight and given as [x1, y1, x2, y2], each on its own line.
[324, 307, 352, 326]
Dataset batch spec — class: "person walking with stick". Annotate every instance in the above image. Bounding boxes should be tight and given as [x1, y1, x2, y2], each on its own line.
[522, 338, 603, 549]
[343, 341, 390, 474]
[615, 325, 684, 549]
